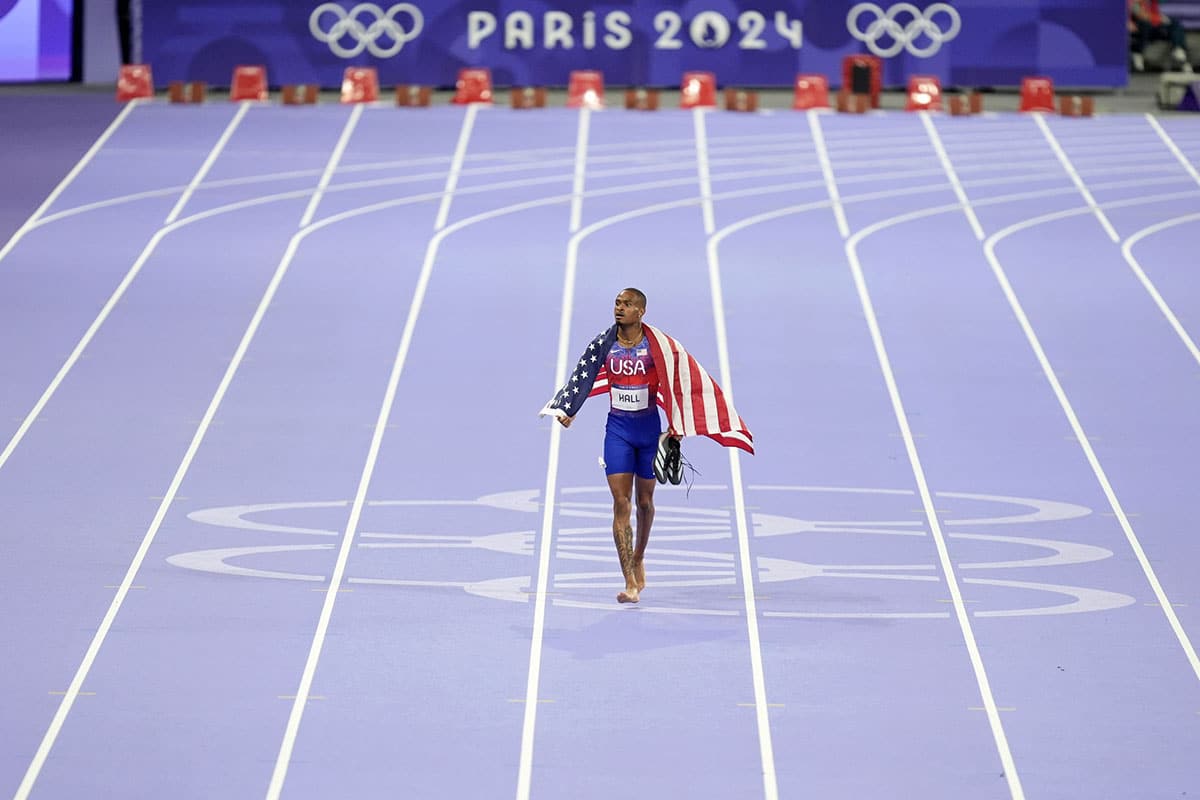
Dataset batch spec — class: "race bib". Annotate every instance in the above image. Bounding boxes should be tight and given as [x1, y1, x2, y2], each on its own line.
[611, 385, 649, 411]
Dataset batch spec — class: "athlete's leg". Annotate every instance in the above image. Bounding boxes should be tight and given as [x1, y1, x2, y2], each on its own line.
[607, 472, 640, 603]
[632, 476, 656, 591]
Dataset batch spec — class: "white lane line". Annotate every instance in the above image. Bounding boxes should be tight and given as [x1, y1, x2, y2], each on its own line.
[694, 108, 716, 235]
[517, 182, 844, 800]
[0, 166, 838, 486]
[844, 204, 1026, 800]
[704, 217, 778, 798]
[267, 106, 475, 799]
[1146, 115, 1200, 185]
[1032, 113, 1119, 242]
[164, 103, 250, 224]
[5, 130, 1164, 488]
[808, 111, 849, 238]
[25, 153, 792, 234]
[0, 100, 142, 266]
[825, 123, 1043, 796]
[937, 121, 1199, 671]
[299, 105, 363, 227]
[0, 134, 345, 480]
[435, 104, 480, 230]
[819, 185, 1200, 800]
[691, 184, 1198, 800]
[255, 146, 744, 800]
[516, 109, 590, 800]
[1027, 115, 1200, 681]
[1117, 117, 1200, 393]
[920, 113, 985, 240]
[916, 120, 1200, 782]
[25, 139, 1072, 237]
[986, 206, 1200, 685]
[11, 108, 365, 800]
[1122, 215, 1200, 366]
[569, 108, 591, 233]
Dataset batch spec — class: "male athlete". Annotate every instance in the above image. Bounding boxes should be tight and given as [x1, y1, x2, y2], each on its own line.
[540, 288, 754, 605]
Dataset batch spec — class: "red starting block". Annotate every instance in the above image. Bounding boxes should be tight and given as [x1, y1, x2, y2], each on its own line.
[724, 88, 757, 112]
[453, 68, 493, 104]
[625, 87, 659, 111]
[396, 85, 432, 107]
[1020, 76, 1055, 112]
[230, 65, 267, 102]
[341, 67, 378, 104]
[116, 64, 153, 102]
[842, 55, 881, 109]
[905, 75, 942, 112]
[792, 74, 830, 110]
[168, 81, 207, 104]
[1059, 95, 1095, 117]
[567, 70, 605, 109]
[680, 71, 717, 108]
[282, 84, 319, 105]
[511, 87, 547, 109]
[836, 91, 869, 114]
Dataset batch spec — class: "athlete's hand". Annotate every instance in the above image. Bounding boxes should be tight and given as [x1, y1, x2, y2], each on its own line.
[557, 415, 574, 429]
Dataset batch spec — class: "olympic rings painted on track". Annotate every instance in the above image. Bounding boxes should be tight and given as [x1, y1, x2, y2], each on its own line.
[847, 2, 961, 59]
[309, 3, 424, 59]
[167, 486, 1136, 620]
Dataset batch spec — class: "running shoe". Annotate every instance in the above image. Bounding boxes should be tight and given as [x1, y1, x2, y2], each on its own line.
[654, 433, 683, 486]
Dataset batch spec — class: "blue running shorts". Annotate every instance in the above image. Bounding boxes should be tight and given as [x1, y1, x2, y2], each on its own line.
[603, 411, 662, 479]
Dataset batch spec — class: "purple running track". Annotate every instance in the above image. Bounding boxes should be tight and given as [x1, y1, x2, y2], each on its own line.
[2, 100, 1199, 800]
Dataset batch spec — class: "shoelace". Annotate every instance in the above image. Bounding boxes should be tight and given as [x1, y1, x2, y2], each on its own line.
[672, 445, 700, 497]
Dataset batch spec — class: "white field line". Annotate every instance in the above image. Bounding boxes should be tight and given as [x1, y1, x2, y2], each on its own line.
[920, 110, 1200, 686]
[12, 107, 364, 800]
[164, 103, 250, 224]
[1122, 213, 1200, 366]
[693, 108, 716, 235]
[920, 113, 985, 240]
[808, 111, 849, 237]
[0, 100, 142, 266]
[984, 203, 1200, 685]
[697, 109, 777, 799]
[299, 105, 364, 226]
[516, 108, 590, 800]
[844, 203, 1026, 800]
[569, 108, 591, 233]
[1146, 114, 1200, 185]
[0, 168, 834, 484]
[513, 173, 919, 800]
[1033, 113, 1119, 241]
[267, 105, 473, 798]
[819, 125, 1024, 795]
[6, 137, 1184, 489]
[434, 104, 479, 230]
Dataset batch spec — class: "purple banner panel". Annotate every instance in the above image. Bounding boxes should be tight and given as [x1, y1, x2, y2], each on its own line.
[141, 0, 1129, 89]
[0, 0, 72, 82]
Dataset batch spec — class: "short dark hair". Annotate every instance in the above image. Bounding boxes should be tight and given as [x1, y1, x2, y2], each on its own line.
[622, 287, 647, 308]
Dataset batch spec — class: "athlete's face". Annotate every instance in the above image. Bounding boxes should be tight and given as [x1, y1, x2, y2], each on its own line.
[614, 292, 645, 325]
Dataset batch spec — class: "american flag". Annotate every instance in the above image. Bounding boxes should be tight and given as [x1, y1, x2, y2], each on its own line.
[540, 323, 754, 454]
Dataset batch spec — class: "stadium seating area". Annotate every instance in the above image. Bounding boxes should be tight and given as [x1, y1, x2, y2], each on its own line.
[1145, 1, 1200, 69]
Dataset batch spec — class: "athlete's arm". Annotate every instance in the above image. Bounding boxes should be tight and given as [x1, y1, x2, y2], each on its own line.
[557, 415, 575, 428]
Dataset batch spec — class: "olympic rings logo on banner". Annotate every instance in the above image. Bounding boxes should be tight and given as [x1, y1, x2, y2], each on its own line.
[847, 2, 961, 58]
[309, 3, 424, 58]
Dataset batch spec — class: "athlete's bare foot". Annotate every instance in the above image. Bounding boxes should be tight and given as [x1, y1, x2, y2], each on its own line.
[633, 560, 646, 592]
[617, 585, 640, 604]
